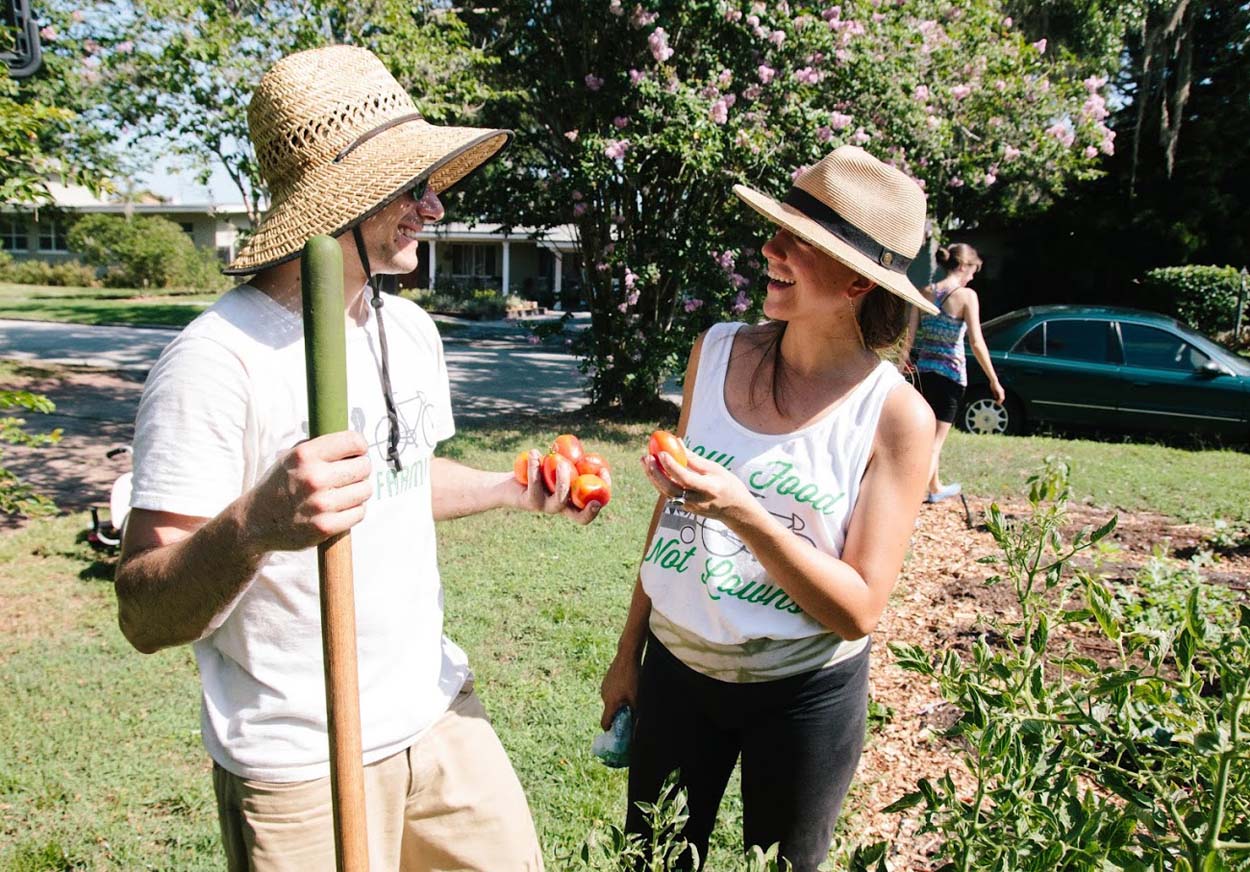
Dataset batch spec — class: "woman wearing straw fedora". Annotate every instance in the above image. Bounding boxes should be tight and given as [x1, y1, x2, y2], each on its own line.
[599, 146, 936, 870]
[116, 46, 597, 871]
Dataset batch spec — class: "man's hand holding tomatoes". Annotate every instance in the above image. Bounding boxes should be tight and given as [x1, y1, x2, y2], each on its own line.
[643, 438, 758, 528]
[513, 448, 603, 525]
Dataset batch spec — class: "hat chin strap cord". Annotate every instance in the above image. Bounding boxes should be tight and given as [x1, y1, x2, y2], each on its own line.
[352, 225, 403, 472]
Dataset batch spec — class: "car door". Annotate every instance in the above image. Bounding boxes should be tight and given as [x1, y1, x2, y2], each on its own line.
[1115, 322, 1249, 437]
[1007, 318, 1123, 429]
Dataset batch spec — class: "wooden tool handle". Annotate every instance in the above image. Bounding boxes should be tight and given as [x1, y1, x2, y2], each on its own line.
[301, 235, 369, 872]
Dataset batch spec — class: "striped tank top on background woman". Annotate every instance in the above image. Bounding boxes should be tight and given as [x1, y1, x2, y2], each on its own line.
[641, 322, 905, 682]
[913, 286, 968, 386]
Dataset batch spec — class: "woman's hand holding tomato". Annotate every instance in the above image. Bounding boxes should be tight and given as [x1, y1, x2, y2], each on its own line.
[642, 434, 755, 526]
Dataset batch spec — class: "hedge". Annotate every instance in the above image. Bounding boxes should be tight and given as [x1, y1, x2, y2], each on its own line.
[1143, 265, 1246, 335]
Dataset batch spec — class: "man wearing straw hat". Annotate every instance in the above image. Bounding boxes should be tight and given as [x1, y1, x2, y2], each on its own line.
[114, 45, 595, 870]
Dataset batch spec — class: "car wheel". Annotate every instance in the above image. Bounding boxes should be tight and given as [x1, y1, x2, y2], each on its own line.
[961, 389, 1024, 436]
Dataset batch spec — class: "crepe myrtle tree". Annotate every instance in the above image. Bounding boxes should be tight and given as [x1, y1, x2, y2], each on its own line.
[471, 0, 1117, 408]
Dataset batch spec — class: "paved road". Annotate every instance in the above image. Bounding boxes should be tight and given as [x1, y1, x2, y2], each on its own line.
[0, 317, 594, 420]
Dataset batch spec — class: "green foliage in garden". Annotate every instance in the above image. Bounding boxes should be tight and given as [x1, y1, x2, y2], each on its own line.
[1144, 265, 1247, 337]
[470, 0, 1118, 406]
[0, 385, 60, 518]
[886, 458, 1250, 871]
[66, 214, 229, 291]
[0, 258, 99, 288]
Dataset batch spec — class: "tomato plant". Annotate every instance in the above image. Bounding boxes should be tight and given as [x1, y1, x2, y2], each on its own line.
[571, 473, 611, 510]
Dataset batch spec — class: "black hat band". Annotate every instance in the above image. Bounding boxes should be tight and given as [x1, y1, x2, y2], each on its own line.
[782, 187, 912, 274]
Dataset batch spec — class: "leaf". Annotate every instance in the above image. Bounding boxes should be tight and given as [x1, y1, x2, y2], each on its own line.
[1090, 515, 1119, 544]
[881, 791, 926, 814]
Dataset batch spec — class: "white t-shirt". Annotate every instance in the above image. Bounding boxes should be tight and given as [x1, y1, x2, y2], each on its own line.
[642, 322, 903, 680]
[131, 285, 463, 782]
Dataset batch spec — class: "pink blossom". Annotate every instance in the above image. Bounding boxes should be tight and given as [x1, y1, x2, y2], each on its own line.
[585, 73, 604, 91]
[913, 85, 930, 101]
[790, 164, 810, 182]
[914, 177, 926, 190]
[731, 290, 751, 313]
[770, 30, 786, 47]
[851, 127, 871, 145]
[794, 67, 823, 85]
[713, 250, 735, 273]
[84, 38, 100, 54]
[925, 115, 941, 129]
[1003, 145, 1021, 161]
[1032, 38, 1047, 54]
[625, 268, 639, 290]
[648, 28, 674, 62]
[629, 68, 646, 85]
[983, 172, 997, 186]
[1003, 16, 1013, 28]
[718, 69, 733, 88]
[39, 25, 57, 40]
[1037, 78, 1051, 93]
[723, 93, 737, 108]
[683, 298, 704, 313]
[949, 177, 964, 188]
[614, 116, 631, 129]
[757, 64, 776, 84]
[710, 99, 729, 124]
[751, 1, 766, 13]
[794, 14, 814, 30]
[731, 273, 751, 290]
[71, 9, 85, 22]
[822, 6, 841, 21]
[1083, 146, 1099, 159]
[817, 126, 833, 142]
[994, 80, 1007, 91]
[632, 5, 658, 27]
[745, 14, 759, 27]
[565, 129, 579, 141]
[951, 84, 972, 100]
[743, 84, 762, 101]
[596, 261, 610, 272]
[1045, 122, 1075, 148]
[609, 0, 624, 15]
[835, 49, 851, 63]
[1083, 75, 1108, 93]
[572, 190, 584, 201]
[1099, 127, 1116, 155]
[573, 202, 588, 217]
[725, 9, 742, 22]
[830, 111, 853, 130]
[1082, 94, 1109, 122]
[604, 139, 631, 160]
[872, 12, 885, 22]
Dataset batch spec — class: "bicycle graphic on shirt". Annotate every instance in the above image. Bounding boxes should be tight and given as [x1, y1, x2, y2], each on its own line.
[369, 392, 439, 459]
[658, 492, 817, 559]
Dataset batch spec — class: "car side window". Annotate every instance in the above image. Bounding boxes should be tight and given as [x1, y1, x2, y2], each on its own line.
[1120, 323, 1211, 372]
[1015, 323, 1045, 356]
[1044, 319, 1115, 364]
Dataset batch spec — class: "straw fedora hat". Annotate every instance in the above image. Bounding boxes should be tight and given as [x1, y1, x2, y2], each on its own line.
[224, 45, 512, 275]
[733, 146, 938, 315]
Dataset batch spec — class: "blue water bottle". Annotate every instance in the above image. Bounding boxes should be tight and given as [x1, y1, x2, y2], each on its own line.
[591, 706, 633, 768]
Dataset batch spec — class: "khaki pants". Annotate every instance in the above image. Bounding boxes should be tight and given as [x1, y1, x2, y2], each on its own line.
[213, 686, 544, 871]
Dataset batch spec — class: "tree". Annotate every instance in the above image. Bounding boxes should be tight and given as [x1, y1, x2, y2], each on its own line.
[93, 0, 497, 225]
[468, 0, 1116, 408]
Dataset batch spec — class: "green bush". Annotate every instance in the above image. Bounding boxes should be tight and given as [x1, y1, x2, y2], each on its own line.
[1143, 265, 1246, 336]
[405, 286, 507, 320]
[0, 258, 98, 287]
[67, 214, 228, 291]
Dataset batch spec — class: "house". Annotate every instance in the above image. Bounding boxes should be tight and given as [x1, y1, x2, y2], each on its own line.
[2, 182, 585, 306]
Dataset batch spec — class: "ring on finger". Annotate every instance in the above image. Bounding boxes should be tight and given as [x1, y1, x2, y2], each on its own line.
[670, 489, 687, 507]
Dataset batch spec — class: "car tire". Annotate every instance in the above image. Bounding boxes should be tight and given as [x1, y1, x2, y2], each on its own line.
[960, 388, 1024, 436]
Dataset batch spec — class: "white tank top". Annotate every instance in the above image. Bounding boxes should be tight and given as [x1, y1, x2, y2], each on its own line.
[642, 322, 904, 681]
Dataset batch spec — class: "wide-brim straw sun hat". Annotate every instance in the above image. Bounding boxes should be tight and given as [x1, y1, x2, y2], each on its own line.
[733, 146, 938, 315]
[224, 45, 512, 275]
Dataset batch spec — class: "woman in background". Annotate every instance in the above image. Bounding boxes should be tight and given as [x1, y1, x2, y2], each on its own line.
[900, 243, 1004, 502]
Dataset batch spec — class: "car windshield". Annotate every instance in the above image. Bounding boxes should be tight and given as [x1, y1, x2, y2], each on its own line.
[1169, 322, 1250, 375]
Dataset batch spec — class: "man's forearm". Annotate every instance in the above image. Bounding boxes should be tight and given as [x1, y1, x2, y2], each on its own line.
[116, 499, 265, 654]
[430, 457, 518, 521]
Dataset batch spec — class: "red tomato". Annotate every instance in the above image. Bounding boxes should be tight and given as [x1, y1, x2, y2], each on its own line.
[648, 430, 688, 468]
[513, 451, 532, 486]
[577, 452, 611, 478]
[551, 433, 585, 464]
[570, 473, 611, 509]
[541, 451, 577, 494]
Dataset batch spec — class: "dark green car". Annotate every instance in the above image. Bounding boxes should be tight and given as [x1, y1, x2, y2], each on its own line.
[961, 305, 1250, 440]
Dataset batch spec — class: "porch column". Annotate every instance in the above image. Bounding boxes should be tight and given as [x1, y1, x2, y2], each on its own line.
[427, 239, 437, 288]
[553, 251, 563, 296]
[501, 239, 511, 296]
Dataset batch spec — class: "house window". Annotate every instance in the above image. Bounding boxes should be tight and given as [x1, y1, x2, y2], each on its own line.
[37, 217, 67, 253]
[180, 222, 194, 235]
[450, 244, 497, 277]
[1, 216, 29, 252]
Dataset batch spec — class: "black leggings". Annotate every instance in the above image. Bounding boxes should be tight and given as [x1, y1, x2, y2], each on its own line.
[625, 635, 870, 872]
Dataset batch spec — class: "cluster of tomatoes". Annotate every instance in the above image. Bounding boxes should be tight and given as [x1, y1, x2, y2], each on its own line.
[514, 434, 613, 509]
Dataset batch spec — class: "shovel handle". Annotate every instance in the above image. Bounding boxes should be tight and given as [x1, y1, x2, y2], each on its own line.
[301, 235, 369, 872]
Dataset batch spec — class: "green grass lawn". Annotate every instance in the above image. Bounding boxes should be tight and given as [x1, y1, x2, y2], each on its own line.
[2, 416, 1248, 869]
[0, 283, 218, 329]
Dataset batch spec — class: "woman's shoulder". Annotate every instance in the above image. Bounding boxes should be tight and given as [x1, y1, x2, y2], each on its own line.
[876, 381, 937, 454]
